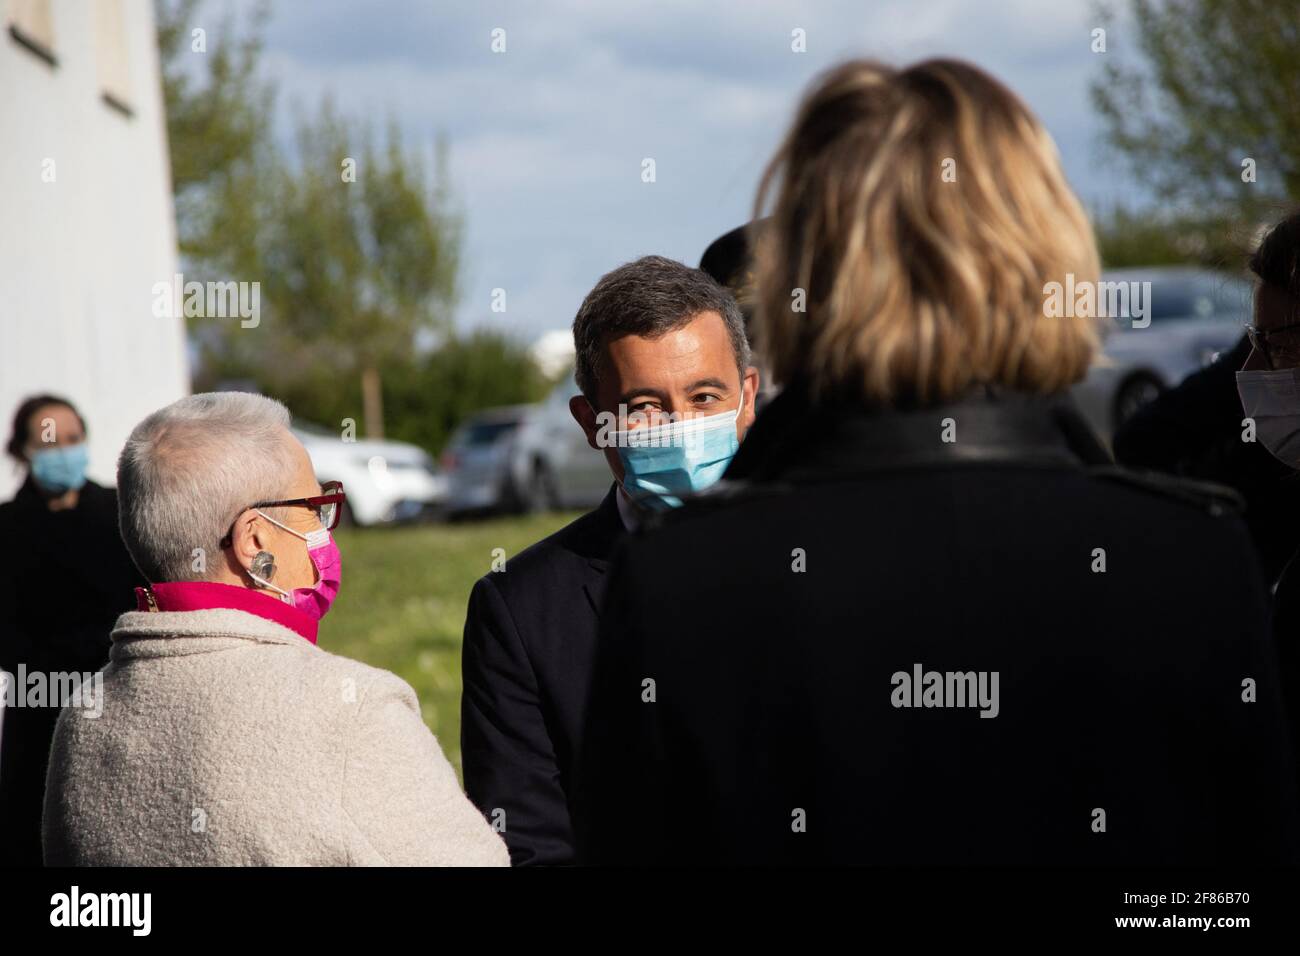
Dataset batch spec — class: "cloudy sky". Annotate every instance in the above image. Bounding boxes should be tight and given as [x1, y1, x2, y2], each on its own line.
[238, 0, 1143, 344]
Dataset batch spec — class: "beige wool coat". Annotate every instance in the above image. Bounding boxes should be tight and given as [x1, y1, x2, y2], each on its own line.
[43, 607, 508, 866]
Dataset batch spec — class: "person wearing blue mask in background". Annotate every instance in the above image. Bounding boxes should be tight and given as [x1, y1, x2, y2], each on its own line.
[0, 394, 144, 867]
[460, 255, 758, 865]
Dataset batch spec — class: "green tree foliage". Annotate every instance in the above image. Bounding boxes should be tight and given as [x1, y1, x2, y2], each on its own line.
[1092, 0, 1300, 208]
[255, 105, 462, 438]
[198, 329, 548, 461]
[1090, 0, 1300, 265]
[159, 1, 476, 441]
[155, 0, 272, 268]
[260, 330, 547, 457]
[383, 332, 550, 457]
[1092, 202, 1267, 269]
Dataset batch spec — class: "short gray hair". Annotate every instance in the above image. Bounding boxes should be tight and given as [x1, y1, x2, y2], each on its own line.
[117, 392, 301, 582]
[572, 255, 751, 404]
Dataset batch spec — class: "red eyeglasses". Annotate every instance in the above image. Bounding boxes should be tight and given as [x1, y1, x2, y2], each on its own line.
[219, 480, 346, 549]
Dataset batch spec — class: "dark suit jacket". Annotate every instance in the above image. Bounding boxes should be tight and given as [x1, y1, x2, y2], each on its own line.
[461, 487, 624, 865]
[576, 388, 1300, 865]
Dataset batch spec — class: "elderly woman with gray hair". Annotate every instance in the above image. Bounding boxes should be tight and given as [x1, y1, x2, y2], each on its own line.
[42, 393, 508, 866]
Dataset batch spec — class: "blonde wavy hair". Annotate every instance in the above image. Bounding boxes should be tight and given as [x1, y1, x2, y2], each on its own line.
[753, 58, 1101, 405]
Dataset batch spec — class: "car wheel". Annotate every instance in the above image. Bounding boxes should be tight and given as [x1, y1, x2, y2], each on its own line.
[520, 460, 559, 513]
[1113, 374, 1164, 429]
[539, 461, 562, 510]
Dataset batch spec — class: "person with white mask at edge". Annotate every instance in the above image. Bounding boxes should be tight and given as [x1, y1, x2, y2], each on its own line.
[1237, 213, 1300, 469]
[42, 392, 508, 866]
[1237, 209, 1300, 766]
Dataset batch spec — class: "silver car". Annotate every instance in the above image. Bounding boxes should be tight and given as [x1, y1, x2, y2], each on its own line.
[441, 405, 537, 517]
[1070, 267, 1253, 439]
[509, 372, 611, 512]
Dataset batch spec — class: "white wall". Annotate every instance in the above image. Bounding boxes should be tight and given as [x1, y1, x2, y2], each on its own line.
[0, 0, 188, 499]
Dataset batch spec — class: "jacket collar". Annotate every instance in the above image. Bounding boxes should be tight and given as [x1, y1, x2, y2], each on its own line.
[578, 486, 625, 617]
[112, 586, 319, 661]
[572, 485, 626, 573]
[725, 386, 1111, 485]
[135, 581, 318, 643]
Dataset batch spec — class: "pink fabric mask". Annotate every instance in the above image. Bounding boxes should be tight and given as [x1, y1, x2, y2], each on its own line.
[251, 511, 343, 620]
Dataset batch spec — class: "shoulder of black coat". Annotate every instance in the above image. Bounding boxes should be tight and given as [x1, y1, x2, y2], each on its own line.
[634, 468, 1247, 534]
[1083, 465, 1245, 518]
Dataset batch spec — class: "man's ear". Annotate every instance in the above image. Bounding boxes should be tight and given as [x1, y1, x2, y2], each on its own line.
[569, 395, 603, 451]
[740, 366, 760, 432]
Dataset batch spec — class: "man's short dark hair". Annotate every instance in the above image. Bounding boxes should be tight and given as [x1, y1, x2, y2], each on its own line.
[572, 255, 751, 404]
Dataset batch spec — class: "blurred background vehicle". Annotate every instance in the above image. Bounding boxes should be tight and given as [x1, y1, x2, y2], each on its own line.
[512, 373, 611, 512]
[1070, 267, 1254, 439]
[441, 405, 536, 517]
[441, 376, 611, 518]
[293, 421, 446, 526]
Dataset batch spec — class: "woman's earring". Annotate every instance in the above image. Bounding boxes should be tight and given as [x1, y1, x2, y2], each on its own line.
[250, 550, 277, 583]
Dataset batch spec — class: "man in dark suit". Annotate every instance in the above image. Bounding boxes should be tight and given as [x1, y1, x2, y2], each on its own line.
[461, 254, 759, 865]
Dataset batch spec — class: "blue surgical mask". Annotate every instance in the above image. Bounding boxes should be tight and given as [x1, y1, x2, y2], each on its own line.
[615, 406, 741, 510]
[29, 444, 89, 494]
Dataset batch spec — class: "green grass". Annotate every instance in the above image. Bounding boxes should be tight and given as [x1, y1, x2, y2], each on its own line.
[327, 512, 581, 779]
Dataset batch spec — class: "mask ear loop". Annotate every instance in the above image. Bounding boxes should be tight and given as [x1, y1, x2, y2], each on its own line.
[252, 509, 329, 595]
[257, 508, 328, 544]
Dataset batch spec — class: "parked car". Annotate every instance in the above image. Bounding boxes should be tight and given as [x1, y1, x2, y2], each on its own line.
[442, 379, 614, 518]
[1070, 267, 1253, 438]
[511, 372, 611, 511]
[441, 405, 538, 517]
[292, 421, 447, 526]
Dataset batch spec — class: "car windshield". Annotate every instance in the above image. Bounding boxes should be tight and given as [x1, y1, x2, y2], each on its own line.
[460, 420, 519, 446]
[1146, 281, 1207, 320]
[1106, 275, 1252, 326]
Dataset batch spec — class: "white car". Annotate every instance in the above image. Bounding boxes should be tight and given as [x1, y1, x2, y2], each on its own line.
[292, 422, 447, 526]
[1070, 267, 1253, 439]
